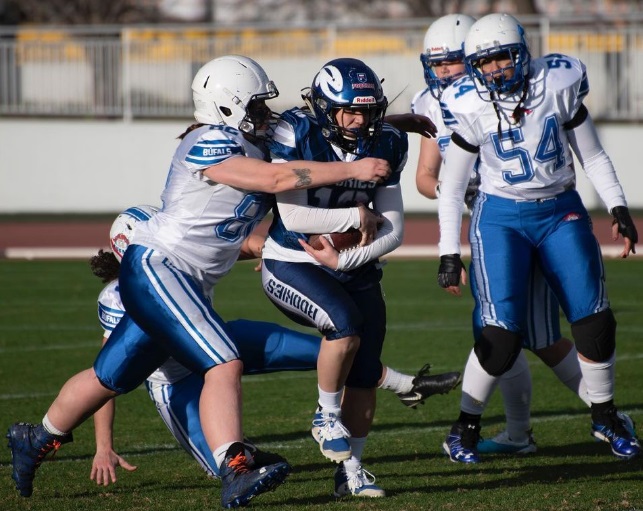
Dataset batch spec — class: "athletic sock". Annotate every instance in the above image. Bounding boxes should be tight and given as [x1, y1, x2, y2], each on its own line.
[378, 367, 413, 394]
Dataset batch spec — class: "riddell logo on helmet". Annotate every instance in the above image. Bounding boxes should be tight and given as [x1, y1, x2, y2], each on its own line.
[352, 82, 375, 89]
[354, 96, 376, 104]
[111, 234, 129, 258]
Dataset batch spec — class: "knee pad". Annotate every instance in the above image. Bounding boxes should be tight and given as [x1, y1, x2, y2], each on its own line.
[474, 325, 523, 377]
[571, 309, 616, 362]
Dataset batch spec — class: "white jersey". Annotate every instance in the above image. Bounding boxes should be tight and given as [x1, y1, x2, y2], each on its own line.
[411, 88, 451, 156]
[134, 125, 274, 292]
[412, 86, 479, 205]
[440, 54, 588, 200]
[98, 280, 191, 385]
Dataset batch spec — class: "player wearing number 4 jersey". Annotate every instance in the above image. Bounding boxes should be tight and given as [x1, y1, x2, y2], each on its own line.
[412, 13, 632, 461]
[437, 13, 639, 462]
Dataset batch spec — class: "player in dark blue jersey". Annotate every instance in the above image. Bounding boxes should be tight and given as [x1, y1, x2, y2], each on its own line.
[261, 58, 408, 497]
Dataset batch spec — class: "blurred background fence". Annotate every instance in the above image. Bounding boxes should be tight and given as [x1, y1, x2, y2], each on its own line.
[1, 13, 642, 214]
[1, 14, 642, 121]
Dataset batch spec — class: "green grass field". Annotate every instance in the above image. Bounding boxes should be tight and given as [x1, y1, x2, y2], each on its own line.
[0, 258, 641, 510]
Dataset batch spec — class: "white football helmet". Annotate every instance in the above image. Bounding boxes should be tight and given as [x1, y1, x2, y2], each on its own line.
[191, 55, 279, 138]
[109, 205, 159, 262]
[421, 14, 476, 98]
[464, 13, 531, 97]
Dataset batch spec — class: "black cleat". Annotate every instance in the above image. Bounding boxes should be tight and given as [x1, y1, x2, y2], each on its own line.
[220, 443, 291, 508]
[396, 364, 462, 409]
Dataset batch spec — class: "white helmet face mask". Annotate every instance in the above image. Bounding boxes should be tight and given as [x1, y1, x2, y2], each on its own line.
[464, 13, 531, 99]
[191, 55, 279, 137]
[109, 205, 159, 262]
[421, 14, 476, 99]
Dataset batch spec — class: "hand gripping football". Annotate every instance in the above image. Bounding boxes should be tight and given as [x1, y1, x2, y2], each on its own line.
[307, 228, 362, 252]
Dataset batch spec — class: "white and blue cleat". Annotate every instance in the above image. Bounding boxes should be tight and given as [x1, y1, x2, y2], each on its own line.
[311, 407, 352, 463]
[591, 410, 640, 460]
[443, 422, 481, 463]
[334, 461, 385, 498]
[477, 429, 537, 455]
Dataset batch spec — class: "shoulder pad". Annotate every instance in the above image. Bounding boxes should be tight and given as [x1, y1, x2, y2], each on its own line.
[535, 54, 589, 99]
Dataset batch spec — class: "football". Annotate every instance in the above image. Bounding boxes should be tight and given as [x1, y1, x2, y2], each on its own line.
[307, 228, 362, 252]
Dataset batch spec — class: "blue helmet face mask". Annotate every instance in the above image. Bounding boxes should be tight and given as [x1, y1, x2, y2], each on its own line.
[421, 52, 467, 100]
[463, 13, 531, 100]
[466, 45, 530, 97]
[306, 58, 388, 155]
[420, 14, 476, 100]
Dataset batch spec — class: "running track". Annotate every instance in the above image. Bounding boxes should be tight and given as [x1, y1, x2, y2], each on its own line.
[0, 216, 633, 259]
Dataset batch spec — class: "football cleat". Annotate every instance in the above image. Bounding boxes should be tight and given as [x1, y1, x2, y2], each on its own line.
[396, 364, 462, 408]
[220, 447, 291, 508]
[591, 407, 640, 460]
[243, 439, 288, 468]
[6, 422, 72, 497]
[616, 412, 637, 439]
[477, 429, 537, 455]
[311, 407, 351, 463]
[334, 461, 385, 498]
[443, 421, 481, 463]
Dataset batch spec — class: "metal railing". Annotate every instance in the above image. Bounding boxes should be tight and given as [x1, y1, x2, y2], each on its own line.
[1, 15, 642, 121]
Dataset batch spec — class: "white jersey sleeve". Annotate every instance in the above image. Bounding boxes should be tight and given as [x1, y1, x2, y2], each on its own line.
[412, 88, 452, 155]
[98, 280, 124, 338]
[132, 125, 273, 290]
[276, 189, 361, 233]
[336, 182, 404, 271]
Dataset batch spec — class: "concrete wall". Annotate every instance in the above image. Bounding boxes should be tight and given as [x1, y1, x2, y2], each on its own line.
[0, 118, 640, 214]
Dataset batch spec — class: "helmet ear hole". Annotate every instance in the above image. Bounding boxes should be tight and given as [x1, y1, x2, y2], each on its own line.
[219, 106, 232, 118]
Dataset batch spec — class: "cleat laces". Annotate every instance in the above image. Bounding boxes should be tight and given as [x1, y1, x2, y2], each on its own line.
[226, 453, 250, 474]
[347, 467, 376, 490]
[313, 413, 351, 441]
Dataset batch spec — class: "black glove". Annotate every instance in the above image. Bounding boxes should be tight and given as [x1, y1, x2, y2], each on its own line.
[438, 254, 464, 288]
[611, 206, 639, 244]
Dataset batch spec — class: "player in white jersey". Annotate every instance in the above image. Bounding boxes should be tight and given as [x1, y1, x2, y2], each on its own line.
[89, 205, 462, 485]
[7, 55, 394, 507]
[261, 58, 407, 497]
[413, 14, 603, 457]
[435, 14, 639, 463]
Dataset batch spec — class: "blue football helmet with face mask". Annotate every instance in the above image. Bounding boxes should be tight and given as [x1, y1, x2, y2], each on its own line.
[306, 58, 388, 155]
[464, 13, 531, 98]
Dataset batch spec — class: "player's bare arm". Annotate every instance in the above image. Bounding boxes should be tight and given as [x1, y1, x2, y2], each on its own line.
[238, 232, 266, 260]
[91, 336, 137, 486]
[415, 136, 443, 199]
[385, 113, 437, 138]
[205, 156, 391, 193]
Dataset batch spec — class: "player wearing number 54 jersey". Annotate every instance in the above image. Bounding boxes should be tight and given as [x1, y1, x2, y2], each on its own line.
[437, 13, 639, 461]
